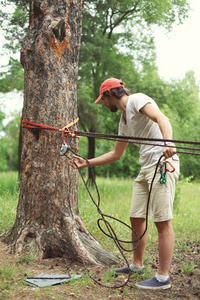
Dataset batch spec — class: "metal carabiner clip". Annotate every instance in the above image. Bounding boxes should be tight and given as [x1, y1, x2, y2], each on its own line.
[165, 160, 175, 173]
[60, 142, 70, 155]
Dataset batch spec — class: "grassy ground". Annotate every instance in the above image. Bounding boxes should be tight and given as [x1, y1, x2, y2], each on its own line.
[0, 172, 199, 299]
[78, 176, 200, 250]
[0, 172, 19, 234]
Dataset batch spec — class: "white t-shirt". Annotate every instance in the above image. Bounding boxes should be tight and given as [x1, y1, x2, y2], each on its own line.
[118, 93, 164, 169]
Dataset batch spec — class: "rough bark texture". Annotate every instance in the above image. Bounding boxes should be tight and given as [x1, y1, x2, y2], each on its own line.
[87, 136, 96, 184]
[2, 0, 119, 266]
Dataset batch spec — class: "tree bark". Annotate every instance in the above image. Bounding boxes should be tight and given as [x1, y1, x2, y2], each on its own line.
[87, 136, 95, 185]
[9, 154, 13, 171]
[1, 0, 119, 266]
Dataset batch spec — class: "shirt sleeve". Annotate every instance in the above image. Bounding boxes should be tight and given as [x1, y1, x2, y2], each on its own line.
[133, 93, 154, 113]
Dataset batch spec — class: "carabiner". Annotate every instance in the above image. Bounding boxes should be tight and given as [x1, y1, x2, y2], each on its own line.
[165, 161, 175, 173]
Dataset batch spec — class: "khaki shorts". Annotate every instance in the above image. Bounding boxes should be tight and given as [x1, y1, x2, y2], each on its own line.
[129, 156, 180, 222]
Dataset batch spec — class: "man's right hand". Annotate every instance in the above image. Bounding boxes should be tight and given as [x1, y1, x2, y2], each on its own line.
[70, 155, 89, 169]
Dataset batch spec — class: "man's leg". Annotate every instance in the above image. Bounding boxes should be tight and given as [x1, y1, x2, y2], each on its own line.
[130, 217, 147, 267]
[114, 217, 147, 274]
[155, 219, 174, 276]
[135, 219, 174, 290]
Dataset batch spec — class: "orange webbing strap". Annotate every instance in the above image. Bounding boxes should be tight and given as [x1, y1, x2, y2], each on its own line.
[22, 120, 60, 131]
[22, 118, 79, 133]
[61, 118, 79, 131]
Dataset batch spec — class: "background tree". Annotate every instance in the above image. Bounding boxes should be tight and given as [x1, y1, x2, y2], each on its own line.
[0, 110, 8, 171]
[0, 58, 24, 92]
[164, 71, 200, 179]
[77, 0, 190, 181]
[1, 0, 118, 266]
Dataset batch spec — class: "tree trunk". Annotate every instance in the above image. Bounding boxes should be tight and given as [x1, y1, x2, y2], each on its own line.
[9, 154, 13, 171]
[1, 0, 119, 266]
[87, 136, 95, 185]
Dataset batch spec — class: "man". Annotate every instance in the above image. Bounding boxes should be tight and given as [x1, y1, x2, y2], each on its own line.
[71, 78, 179, 290]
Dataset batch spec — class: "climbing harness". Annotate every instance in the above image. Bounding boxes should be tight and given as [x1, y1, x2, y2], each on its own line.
[22, 119, 200, 288]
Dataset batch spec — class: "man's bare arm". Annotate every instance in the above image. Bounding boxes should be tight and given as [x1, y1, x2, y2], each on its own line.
[140, 103, 177, 159]
[70, 140, 128, 169]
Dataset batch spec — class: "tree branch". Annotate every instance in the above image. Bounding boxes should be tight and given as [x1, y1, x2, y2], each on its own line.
[108, 8, 139, 39]
[102, 9, 109, 36]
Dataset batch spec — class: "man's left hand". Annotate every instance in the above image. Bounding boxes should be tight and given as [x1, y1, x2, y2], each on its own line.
[163, 142, 177, 160]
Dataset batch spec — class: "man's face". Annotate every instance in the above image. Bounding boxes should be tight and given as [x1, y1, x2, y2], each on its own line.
[103, 97, 118, 113]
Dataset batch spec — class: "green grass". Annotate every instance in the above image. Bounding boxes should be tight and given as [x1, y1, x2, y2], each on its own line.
[172, 181, 200, 241]
[0, 172, 199, 249]
[78, 177, 134, 251]
[0, 172, 19, 195]
[0, 172, 199, 299]
[0, 172, 19, 234]
[182, 262, 196, 275]
[78, 176, 200, 252]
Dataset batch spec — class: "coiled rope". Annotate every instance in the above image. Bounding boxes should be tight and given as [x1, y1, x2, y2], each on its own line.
[64, 147, 142, 288]
[63, 147, 171, 288]
[22, 120, 200, 288]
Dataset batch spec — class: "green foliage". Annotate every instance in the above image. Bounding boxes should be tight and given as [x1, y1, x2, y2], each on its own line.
[0, 58, 24, 92]
[77, 0, 194, 180]
[0, 109, 6, 134]
[139, 0, 190, 29]
[0, 111, 7, 171]
[78, 0, 190, 108]
[162, 71, 200, 179]
[0, 0, 29, 52]
[0, 112, 21, 171]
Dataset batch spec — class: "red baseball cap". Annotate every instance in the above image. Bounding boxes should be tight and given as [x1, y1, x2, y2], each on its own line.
[95, 78, 124, 104]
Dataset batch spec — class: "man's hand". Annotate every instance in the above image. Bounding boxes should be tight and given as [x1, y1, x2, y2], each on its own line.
[163, 142, 177, 160]
[70, 155, 89, 169]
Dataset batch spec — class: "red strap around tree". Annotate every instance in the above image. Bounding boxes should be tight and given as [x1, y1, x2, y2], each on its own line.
[22, 119, 79, 134]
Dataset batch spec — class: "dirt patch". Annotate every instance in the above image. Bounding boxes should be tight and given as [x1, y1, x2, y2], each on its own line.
[0, 241, 199, 300]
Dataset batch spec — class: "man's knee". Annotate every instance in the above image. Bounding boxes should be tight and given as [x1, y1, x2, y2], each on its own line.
[154, 220, 173, 234]
[130, 217, 146, 227]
